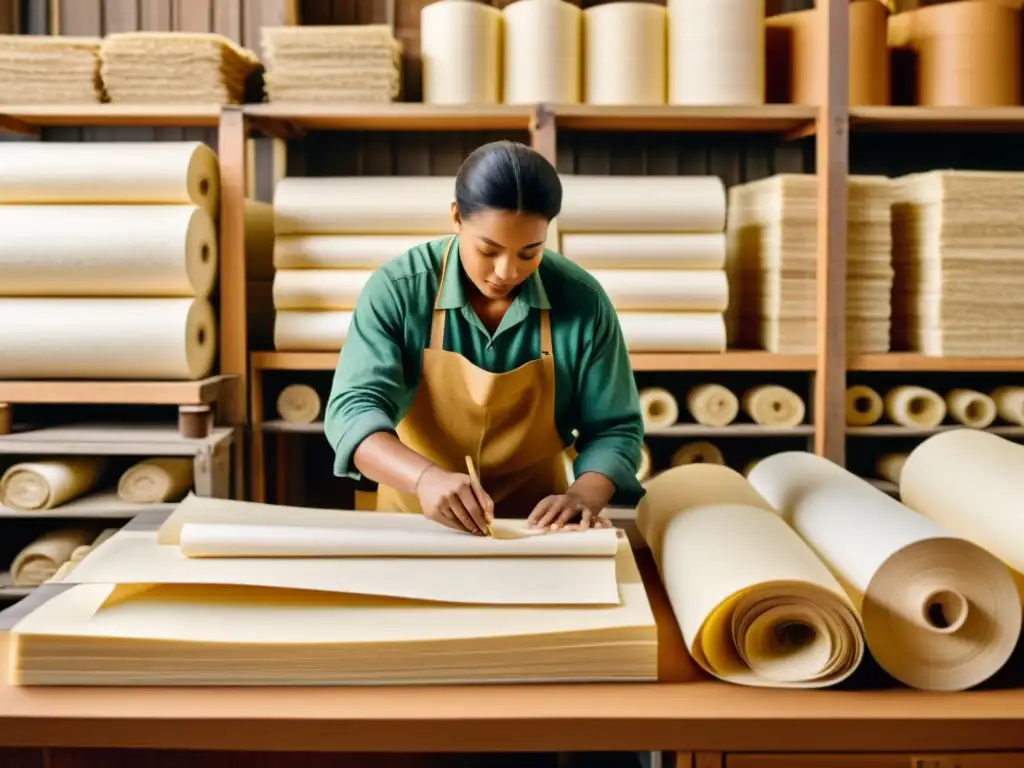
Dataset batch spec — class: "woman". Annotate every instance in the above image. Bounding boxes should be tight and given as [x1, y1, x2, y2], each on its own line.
[325, 140, 645, 533]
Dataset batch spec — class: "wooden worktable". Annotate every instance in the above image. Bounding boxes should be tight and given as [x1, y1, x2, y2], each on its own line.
[0, 516, 1022, 762]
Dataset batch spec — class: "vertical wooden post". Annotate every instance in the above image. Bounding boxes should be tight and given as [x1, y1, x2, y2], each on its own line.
[814, 0, 850, 463]
[530, 104, 557, 167]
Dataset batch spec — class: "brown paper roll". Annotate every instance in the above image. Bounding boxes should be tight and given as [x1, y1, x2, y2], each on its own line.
[945, 388, 997, 429]
[639, 387, 679, 428]
[846, 385, 884, 427]
[670, 441, 724, 467]
[686, 383, 739, 427]
[742, 385, 806, 427]
[884, 385, 946, 428]
[276, 383, 322, 423]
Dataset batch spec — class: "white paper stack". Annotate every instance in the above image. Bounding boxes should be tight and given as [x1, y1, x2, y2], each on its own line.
[890, 170, 1024, 356]
[0, 35, 103, 104]
[261, 25, 402, 102]
[725, 174, 893, 354]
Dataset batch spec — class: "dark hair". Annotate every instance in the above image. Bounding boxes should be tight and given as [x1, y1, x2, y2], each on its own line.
[454, 140, 562, 221]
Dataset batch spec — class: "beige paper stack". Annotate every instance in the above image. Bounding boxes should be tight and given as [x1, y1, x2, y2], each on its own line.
[262, 25, 401, 103]
[726, 174, 893, 354]
[558, 175, 730, 353]
[99, 32, 260, 104]
[891, 170, 1024, 356]
[0, 35, 103, 104]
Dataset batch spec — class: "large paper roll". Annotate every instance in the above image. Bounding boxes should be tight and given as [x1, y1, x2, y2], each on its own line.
[884, 385, 946, 428]
[274, 177, 454, 235]
[274, 234, 430, 270]
[0, 205, 217, 298]
[421, 0, 503, 105]
[1, 459, 106, 511]
[0, 298, 216, 380]
[945, 388, 996, 429]
[845, 384, 883, 427]
[117, 459, 194, 504]
[589, 269, 728, 312]
[616, 312, 727, 352]
[277, 383, 322, 424]
[992, 386, 1024, 425]
[274, 310, 353, 351]
[901, 430, 1024, 599]
[687, 383, 739, 427]
[273, 270, 373, 310]
[503, 0, 582, 104]
[636, 442, 652, 482]
[636, 464, 864, 688]
[0, 141, 219, 215]
[638, 386, 679, 428]
[667, 0, 765, 105]
[11, 529, 95, 587]
[559, 175, 726, 233]
[670, 441, 724, 467]
[583, 2, 666, 105]
[742, 385, 805, 427]
[748, 451, 1021, 691]
[561, 233, 726, 270]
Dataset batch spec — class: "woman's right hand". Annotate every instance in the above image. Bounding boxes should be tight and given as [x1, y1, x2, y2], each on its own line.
[415, 465, 494, 535]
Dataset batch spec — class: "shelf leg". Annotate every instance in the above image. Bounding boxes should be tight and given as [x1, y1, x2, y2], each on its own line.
[0, 404, 10, 436]
[179, 405, 214, 439]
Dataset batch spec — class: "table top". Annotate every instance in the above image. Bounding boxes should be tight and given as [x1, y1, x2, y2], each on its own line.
[1, 545, 1023, 754]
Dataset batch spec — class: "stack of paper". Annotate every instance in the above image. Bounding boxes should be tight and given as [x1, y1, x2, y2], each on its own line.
[261, 25, 402, 102]
[8, 495, 657, 686]
[99, 32, 261, 104]
[890, 170, 1024, 356]
[0, 35, 103, 104]
[726, 174, 893, 353]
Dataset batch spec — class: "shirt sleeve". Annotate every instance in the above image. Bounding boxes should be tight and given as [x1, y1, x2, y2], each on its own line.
[570, 293, 647, 507]
[324, 269, 408, 480]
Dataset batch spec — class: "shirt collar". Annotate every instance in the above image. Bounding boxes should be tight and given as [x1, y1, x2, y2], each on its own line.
[436, 236, 551, 310]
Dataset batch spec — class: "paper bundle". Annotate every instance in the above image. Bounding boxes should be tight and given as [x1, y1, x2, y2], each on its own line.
[0, 35, 103, 104]
[891, 170, 1024, 356]
[99, 32, 261, 104]
[7, 495, 657, 686]
[726, 174, 893, 354]
[261, 25, 402, 103]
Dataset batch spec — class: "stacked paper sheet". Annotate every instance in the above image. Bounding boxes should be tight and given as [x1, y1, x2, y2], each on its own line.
[725, 174, 893, 354]
[7, 495, 658, 686]
[262, 25, 402, 102]
[0, 35, 103, 104]
[891, 170, 1024, 357]
[558, 175, 730, 353]
[99, 32, 260, 104]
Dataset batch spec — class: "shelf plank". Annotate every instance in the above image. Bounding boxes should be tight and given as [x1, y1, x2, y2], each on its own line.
[850, 106, 1024, 133]
[850, 354, 1024, 372]
[0, 491, 175, 519]
[0, 375, 233, 406]
[0, 424, 234, 456]
[259, 420, 815, 437]
[553, 104, 817, 133]
[253, 351, 816, 372]
[847, 425, 1024, 437]
[0, 103, 222, 132]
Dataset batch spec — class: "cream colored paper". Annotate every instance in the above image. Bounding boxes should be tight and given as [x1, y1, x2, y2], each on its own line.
[945, 388, 996, 428]
[0, 459, 106, 511]
[503, 0, 582, 104]
[276, 383, 322, 423]
[639, 386, 679, 428]
[559, 175, 726, 233]
[560, 233, 726, 269]
[274, 234, 430, 270]
[117, 459, 193, 504]
[0, 297, 216, 380]
[0, 141, 219, 215]
[616, 311, 727, 352]
[588, 269, 728, 312]
[670, 441, 724, 467]
[846, 384, 883, 426]
[876, 452, 907, 485]
[884, 385, 946, 428]
[0, 205, 217, 298]
[273, 177, 454, 235]
[636, 464, 864, 687]
[421, 0, 503, 105]
[11, 529, 95, 587]
[748, 451, 1021, 691]
[992, 386, 1024, 425]
[273, 269, 373, 310]
[636, 442, 652, 482]
[583, 2, 666, 105]
[687, 383, 739, 427]
[274, 310, 353, 351]
[743, 385, 806, 427]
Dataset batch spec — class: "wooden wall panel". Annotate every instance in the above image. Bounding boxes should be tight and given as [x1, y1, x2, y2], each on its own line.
[0, 0, 17, 33]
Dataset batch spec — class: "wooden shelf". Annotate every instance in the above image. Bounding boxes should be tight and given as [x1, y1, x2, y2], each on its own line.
[0, 491, 175, 519]
[254, 350, 816, 373]
[850, 354, 1024, 372]
[0, 104, 222, 135]
[0, 375, 233, 406]
[848, 425, 1024, 437]
[552, 104, 817, 134]
[0, 424, 234, 456]
[850, 106, 1024, 133]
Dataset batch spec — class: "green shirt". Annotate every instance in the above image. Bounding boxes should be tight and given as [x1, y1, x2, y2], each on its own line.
[325, 235, 647, 507]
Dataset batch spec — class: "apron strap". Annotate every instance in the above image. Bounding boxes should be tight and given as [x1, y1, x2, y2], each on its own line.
[539, 309, 553, 357]
[429, 236, 457, 351]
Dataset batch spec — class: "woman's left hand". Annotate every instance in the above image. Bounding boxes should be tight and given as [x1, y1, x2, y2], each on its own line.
[527, 494, 613, 531]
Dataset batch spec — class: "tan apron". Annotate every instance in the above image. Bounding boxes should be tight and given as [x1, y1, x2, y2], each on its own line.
[375, 237, 571, 518]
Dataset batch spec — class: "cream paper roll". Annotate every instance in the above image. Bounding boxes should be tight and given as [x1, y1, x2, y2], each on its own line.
[884, 385, 946, 428]
[616, 312, 727, 352]
[11, 529, 96, 587]
[748, 451, 1021, 692]
[589, 269, 728, 312]
[503, 0, 582, 104]
[845, 385, 883, 427]
[274, 234, 431, 270]
[583, 2, 667, 105]
[667, 0, 766, 105]
[560, 233, 726, 270]
[0, 141, 219, 215]
[635, 464, 865, 688]
[639, 387, 679, 428]
[117, 459, 194, 504]
[0, 459, 106, 511]
[421, 0, 503, 105]
[992, 386, 1024, 425]
[273, 270, 373, 311]
[274, 310, 354, 351]
[274, 177, 455, 235]
[876, 452, 907, 485]
[742, 385, 805, 428]
[559, 175, 726, 233]
[636, 442, 652, 482]
[945, 388, 997, 429]
[277, 383, 322, 423]
[0, 298, 216, 380]
[0, 205, 217, 298]
[670, 441, 724, 466]
[686, 383, 739, 427]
